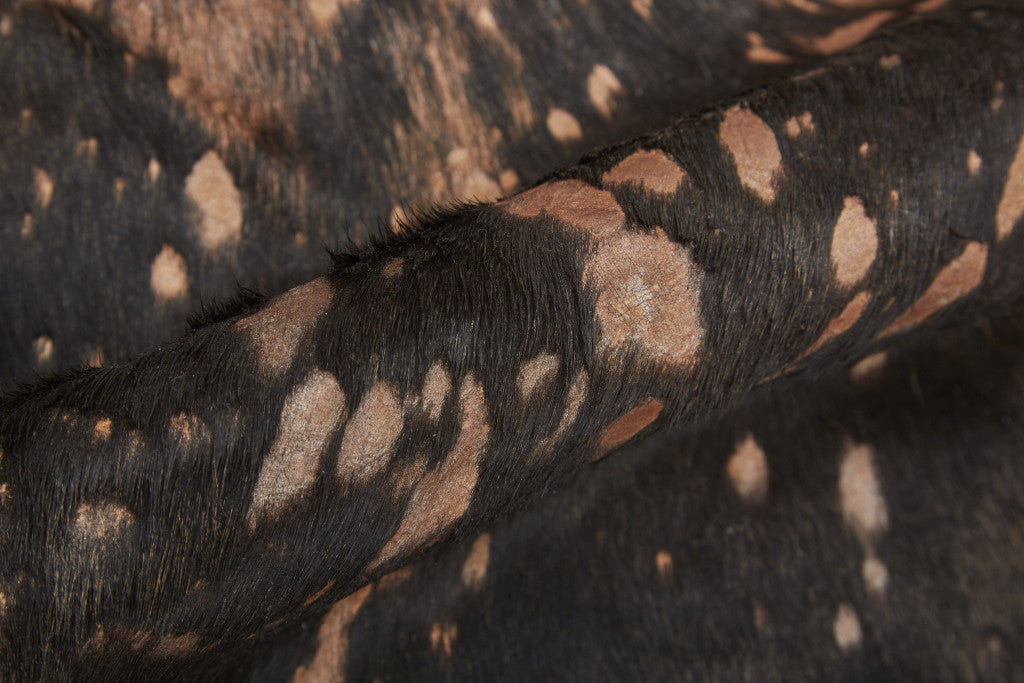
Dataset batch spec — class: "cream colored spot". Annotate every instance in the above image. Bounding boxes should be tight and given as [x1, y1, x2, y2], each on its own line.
[862, 556, 889, 594]
[831, 197, 878, 287]
[33, 168, 54, 209]
[794, 11, 896, 55]
[967, 150, 982, 177]
[602, 150, 686, 195]
[504, 179, 624, 240]
[499, 169, 519, 194]
[33, 335, 54, 366]
[517, 352, 559, 401]
[839, 442, 889, 544]
[882, 242, 988, 336]
[546, 107, 583, 143]
[461, 532, 491, 590]
[996, 131, 1024, 240]
[247, 371, 347, 527]
[727, 433, 769, 505]
[803, 292, 871, 357]
[148, 158, 161, 183]
[292, 584, 372, 683]
[236, 278, 335, 378]
[785, 111, 815, 138]
[369, 374, 489, 572]
[336, 381, 404, 486]
[430, 622, 457, 657]
[878, 54, 901, 69]
[596, 398, 662, 459]
[73, 501, 134, 543]
[849, 351, 887, 385]
[587, 64, 624, 120]
[446, 147, 502, 203]
[655, 550, 672, 580]
[150, 245, 189, 301]
[184, 150, 243, 250]
[93, 418, 112, 442]
[833, 603, 863, 651]
[420, 362, 451, 421]
[719, 106, 783, 202]
[745, 31, 792, 64]
[859, 142, 870, 158]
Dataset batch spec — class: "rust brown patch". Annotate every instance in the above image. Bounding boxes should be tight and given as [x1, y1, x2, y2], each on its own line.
[803, 291, 871, 357]
[504, 179, 624, 241]
[839, 441, 889, 545]
[73, 501, 134, 543]
[831, 197, 878, 287]
[794, 11, 896, 55]
[996, 132, 1024, 240]
[745, 31, 793, 64]
[596, 398, 663, 458]
[150, 245, 190, 302]
[655, 549, 673, 580]
[881, 241, 988, 336]
[33, 167, 54, 209]
[369, 374, 489, 572]
[32, 335, 54, 367]
[184, 150, 242, 250]
[587, 64, 625, 119]
[461, 532, 491, 590]
[247, 370, 347, 527]
[719, 106, 783, 202]
[430, 622, 457, 658]
[293, 583, 373, 683]
[546, 107, 583, 143]
[236, 278, 335, 378]
[833, 603, 863, 652]
[516, 352, 559, 401]
[602, 150, 686, 195]
[726, 433, 769, 505]
[93, 418, 112, 442]
[849, 351, 887, 386]
[336, 381, 404, 486]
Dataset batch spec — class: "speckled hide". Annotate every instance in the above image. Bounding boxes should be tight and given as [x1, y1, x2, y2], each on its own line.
[1, 1, 1024, 681]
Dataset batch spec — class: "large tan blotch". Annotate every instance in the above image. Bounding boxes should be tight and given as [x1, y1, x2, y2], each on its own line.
[247, 370, 347, 527]
[236, 278, 335, 378]
[830, 197, 878, 287]
[336, 381, 405, 486]
[881, 241, 987, 337]
[802, 291, 871, 358]
[184, 151, 243, 251]
[996, 131, 1024, 241]
[601, 150, 686, 196]
[292, 583, 373, 683]
[368, 374, 490, 572]
[594, 398, 663, 461]
[504, 179, 625, 240]
[718, 106, 783, 202]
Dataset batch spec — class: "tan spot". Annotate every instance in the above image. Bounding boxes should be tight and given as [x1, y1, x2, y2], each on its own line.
[834, 603, 863, 651]
[0, 15, 11, 37]
[968, 150, 983, 177]
[382, 257, 405, 279]
[655, 549, 673, 580]
[630, 0, 652, 20]
[420, 361, 451, 421]
[862, 556, 889, 594]
[430, 621, 457, 657]
[93, 418, 112, 442]
[446, 147, 502, 203]
[113, 178, 126, 202]
[461, 532, 491, 590]
[369, 374, 489, 572]
[745, 31, 793, 64]
[389, 205, 411, 233]
[33, 168, 54, 209]
[305, 0, 349, 30]
[831, 197, 878, 288]
[881, 242, 987, 336]
[0, 483, 9, 506]
[76, 138, 98, 157]
[32, 335, 54, 366]
[73, 501, 134, 543]
[148, 157, 161, 183]
[0, 590, 6, 616]
[169, 413, 210, 455]
[517, 352, 559, 401]
[996, 131, 1024, 240]
[602, 150, 686, 195]
[803, 292, 871, 357]
[527, 368, 589, 462]
[236, 278, 335, 378]
[184, 150, 243, 250]
[878, 54, 901, 69]
[504, 179, 625, 241]
[471, 6, 499, 32]
[546, 107, 583, 143]
[839, 441, 889, 544]
[20, 214, 33, 239]
[247, 371, 347, 527]
[587, 64, 624, 120]
[336, 381, 404, 486]
[152, 633, 200, 658]
[719, 106, 783, 202]
[991, 81, 1005, 113]
[889, 189, 899, 205]
[785, 111, 815, 138]
[499, 169, 519, 194]
[913, 0, 949, 11]
[292, 584, 373, 683]
[849, 351, 887, 385]
[858, 142, 870, 158]
[727, 433, 769, 505]
[86, 346, 105, 368]
[150, 245, 189, 301]
[596, 398, 663, 458]
[794, 11, 896, 55]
